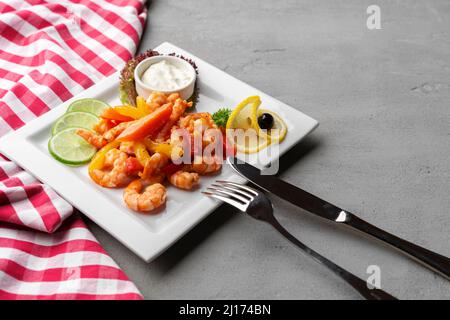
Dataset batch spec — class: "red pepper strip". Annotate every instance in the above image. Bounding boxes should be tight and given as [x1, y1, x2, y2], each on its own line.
[125, 157, 144, 175]
[161, 163, 183, 176]
[223, 132, 236, 159]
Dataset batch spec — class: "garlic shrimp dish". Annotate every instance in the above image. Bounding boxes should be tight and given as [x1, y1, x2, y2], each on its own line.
[47, 53, 288, 215]
[76, 92, 228, 213]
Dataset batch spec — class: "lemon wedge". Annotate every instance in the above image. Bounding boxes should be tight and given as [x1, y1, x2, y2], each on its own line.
[226, 96, 261, 131]
[225, 96, 288, 154]
[226, 96, 263, 153]
[256, 109, 288, 144]
[228, 129, 270, 154]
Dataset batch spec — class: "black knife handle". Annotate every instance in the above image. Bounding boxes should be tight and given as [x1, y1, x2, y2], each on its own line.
[345, 213, 450, 280]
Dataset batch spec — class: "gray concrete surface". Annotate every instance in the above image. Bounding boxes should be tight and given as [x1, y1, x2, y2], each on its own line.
[86, 0, 450, 299]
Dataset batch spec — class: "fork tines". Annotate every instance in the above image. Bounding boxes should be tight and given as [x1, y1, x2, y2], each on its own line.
[202, 181, 257, 211]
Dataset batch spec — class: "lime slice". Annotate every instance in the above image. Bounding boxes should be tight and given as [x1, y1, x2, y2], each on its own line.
[256, 109, 288, 144]
[48, 128, 97, 165]
[67, 98, 109, 116]
[51, 111, 98, 135]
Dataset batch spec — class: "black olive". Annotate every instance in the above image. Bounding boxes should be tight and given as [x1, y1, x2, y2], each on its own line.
[258, 113, 274, 130]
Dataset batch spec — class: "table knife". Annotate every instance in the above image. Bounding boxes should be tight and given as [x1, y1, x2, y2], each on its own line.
[228, 156, 450, 280]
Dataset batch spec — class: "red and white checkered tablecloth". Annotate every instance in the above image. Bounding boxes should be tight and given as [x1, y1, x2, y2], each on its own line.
[0, 0, 147, 299]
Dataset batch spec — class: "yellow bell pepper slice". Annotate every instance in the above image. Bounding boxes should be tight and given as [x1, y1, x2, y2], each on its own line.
[133, 141, 151, 167]
[88, 140, 121, 184]
[143, 138, 173, 158]
[136, 96, 152, 116]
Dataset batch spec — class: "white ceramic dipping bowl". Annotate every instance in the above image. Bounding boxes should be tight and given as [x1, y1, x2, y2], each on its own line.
[134, 55, 196, 101]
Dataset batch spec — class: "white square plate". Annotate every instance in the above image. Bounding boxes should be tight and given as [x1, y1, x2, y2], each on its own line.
[0, 42, 318, 261]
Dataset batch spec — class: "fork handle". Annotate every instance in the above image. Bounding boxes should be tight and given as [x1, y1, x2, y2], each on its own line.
[344, 213, 450, 280]
[268, 216, 397, 300]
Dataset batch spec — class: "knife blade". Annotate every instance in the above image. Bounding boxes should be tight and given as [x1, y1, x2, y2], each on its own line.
[227, 156, 450, 279]
[228, 157, 348, 223]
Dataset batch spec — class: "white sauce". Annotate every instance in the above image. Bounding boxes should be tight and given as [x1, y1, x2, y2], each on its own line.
[141, 60, 193, 91]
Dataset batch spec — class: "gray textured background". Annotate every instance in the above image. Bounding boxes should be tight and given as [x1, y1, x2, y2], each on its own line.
[86, 0, 450, 299]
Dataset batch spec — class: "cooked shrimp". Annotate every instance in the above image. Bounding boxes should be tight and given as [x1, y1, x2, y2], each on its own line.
[146, 91, 167, 107]
[155, 98, 193, 142]
[185, 156, 222, 174]
[178, 113, 219, 150]
[91, 149, 132, 188]
[119, 141, 135, 155]
[169, 170, 199, 190]
[179, 112, 217, 133]
[166, 92, 181, 103]
[76, 129, 107, 149]
[141, 152, 168, 179]
[123, 176, 166, 212]
[93, 118, 113, 135]
[77, 120, 130, 149]
[103, 121, 130, 141]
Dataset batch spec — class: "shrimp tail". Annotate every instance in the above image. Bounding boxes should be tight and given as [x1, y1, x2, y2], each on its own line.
[169, 170, 199, 190]
[76, 129, 107, 149]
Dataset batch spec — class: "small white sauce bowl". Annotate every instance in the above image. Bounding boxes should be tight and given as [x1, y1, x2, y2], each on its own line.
[134, 55, 197, 101]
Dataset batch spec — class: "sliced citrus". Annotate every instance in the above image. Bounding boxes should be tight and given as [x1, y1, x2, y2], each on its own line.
[67, 98, 109, 116]
[226, 125, 269, 154]
[226, 96, 261, 131]
[225, 96, 288, 153]
[48, 128, 97, 166]
[235, 134, 269, 154]
[256, 109, 288, 144]
[226, 96, 261, 154]
[51, 111, 99, 135]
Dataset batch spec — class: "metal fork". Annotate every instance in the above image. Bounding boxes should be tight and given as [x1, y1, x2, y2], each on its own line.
[203, 181, 398, 300]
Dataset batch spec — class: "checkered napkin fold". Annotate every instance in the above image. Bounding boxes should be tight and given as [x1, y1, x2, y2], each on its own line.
[0, 0, 148, 299]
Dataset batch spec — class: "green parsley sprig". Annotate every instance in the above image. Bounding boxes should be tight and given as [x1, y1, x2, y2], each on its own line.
[212, 108, 232, 129]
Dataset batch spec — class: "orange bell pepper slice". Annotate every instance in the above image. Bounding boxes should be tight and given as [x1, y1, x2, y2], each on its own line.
[100, 107, 134, 122]
[114, 105, 144, 120]
[117, 103, 172, 142]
